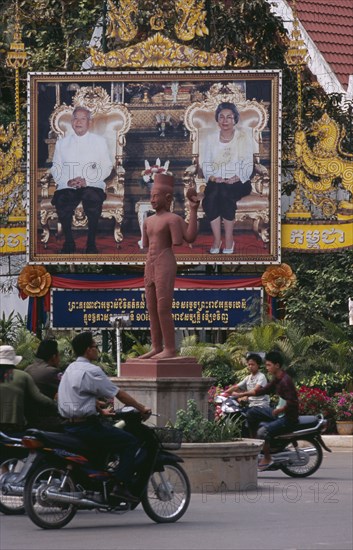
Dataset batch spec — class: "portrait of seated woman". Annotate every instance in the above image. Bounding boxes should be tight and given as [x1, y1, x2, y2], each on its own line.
[199, 101, 257, 254]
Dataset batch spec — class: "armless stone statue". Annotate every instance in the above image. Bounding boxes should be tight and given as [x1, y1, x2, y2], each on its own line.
[140, 173, 200, 360]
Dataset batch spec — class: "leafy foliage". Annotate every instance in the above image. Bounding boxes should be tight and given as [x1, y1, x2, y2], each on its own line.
[11, 327, 40, 368]
[225, 321, 286, 358]
[225, 317, 353, 382]
[180, 335, 239, 386]
[0, 311, 23, 345]
[174, 399, 242, 442]
[282, 250, 353, 335]
[298, 371, 353, 395]
[124, 332, 151, 359]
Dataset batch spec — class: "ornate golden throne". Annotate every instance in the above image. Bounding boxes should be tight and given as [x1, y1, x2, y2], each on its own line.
[39, 86, 131, 247]
[183, 83, 270, 243]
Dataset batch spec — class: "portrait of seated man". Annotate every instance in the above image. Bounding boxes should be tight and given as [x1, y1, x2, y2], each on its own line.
[50, 106, 113, 254]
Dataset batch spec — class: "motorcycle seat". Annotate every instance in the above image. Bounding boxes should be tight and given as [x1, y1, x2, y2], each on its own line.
[296, 415, 320, 429]
[25, 428, 91, 453]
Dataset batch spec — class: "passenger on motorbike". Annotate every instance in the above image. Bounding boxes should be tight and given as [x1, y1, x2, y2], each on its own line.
[224, 353, 270, 437]
[25, 339, 62, 399]
[232, 350, 299, 471]
[0, 345, 57, 434]
[57, 332, 152, 503]
[25, 339, 67, 431]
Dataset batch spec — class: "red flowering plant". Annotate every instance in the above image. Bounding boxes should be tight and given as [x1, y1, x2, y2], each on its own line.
[297, 386, 334, 419]
[331, 392, 353, 421]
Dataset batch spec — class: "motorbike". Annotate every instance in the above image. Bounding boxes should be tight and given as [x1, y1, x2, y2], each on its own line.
[215, 394, 331, 477]
[0, 430, 29, 515]
[21, 407, 191, 530]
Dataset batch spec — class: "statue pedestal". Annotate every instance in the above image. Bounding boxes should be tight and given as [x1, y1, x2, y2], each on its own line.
[121, 356, 202, 378]
[113, 357, 212, 426]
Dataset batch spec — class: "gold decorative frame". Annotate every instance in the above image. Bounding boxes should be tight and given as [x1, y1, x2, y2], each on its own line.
[91, 32, 226, 69]
[28, 70, 281, 266]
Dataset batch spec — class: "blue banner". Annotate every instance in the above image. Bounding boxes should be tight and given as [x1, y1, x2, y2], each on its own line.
[51, 288, 263, 329]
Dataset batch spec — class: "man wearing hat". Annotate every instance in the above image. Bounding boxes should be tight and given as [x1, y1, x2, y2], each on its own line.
[0, 345, 57, 433]
[140, 173, 200, 359]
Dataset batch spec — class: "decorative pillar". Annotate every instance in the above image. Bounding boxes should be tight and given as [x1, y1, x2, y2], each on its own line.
[284, 1, 311, 220]
[6, 1, 28, 126]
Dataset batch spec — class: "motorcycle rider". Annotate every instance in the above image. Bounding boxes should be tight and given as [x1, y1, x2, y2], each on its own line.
[57, 332, 152, 502]
[25, 339, 67, 430]
[232, 350, 299, 471]
[25, 339, 62, 399]
[224, 353, 270, 437]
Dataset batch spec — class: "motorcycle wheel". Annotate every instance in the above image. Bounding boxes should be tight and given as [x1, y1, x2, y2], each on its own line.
[24, 465, 77, 529]
[141, 463, 190, 523]
[280, 438, 323, 478]
[0, 458, 26, 515]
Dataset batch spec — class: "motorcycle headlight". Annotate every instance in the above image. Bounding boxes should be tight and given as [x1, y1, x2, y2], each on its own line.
[214, 396, 224, 404]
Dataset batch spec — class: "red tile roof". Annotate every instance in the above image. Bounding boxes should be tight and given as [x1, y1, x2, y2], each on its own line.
[296, 0, 353, 90]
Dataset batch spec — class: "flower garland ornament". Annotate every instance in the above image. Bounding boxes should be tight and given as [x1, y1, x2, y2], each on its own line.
[261, 263, 296, 297]
[18, 265, 51, 297]
[141, 158, 171, 190]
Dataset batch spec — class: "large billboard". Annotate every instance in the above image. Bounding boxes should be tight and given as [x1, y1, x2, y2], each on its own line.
[28, 70, 281, 265]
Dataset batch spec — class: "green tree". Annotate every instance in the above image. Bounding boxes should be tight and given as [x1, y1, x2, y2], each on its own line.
[282, 250, 353, 335]
[180, 334, 239, 386]
[225, 321, 286, 358]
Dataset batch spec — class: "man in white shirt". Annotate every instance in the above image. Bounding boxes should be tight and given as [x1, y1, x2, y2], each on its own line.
[58, 331, 151, 502]
[51, 106, 113, 254]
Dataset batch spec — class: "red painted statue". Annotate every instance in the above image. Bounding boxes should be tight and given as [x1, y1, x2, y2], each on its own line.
[139, 173, 200, 359]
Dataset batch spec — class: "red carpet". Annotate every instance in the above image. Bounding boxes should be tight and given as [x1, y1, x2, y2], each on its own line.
[36, 229, 269, 259]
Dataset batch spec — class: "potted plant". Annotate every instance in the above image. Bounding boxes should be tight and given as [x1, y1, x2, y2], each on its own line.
[173, 400, 263, 493]
[332, 392, 353, 435]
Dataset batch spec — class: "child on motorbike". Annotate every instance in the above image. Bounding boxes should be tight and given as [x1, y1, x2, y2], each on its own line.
[224, 353, 270, 437]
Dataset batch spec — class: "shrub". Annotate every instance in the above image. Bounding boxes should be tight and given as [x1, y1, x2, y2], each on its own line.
[297, 386, 334, 419]
[298, 371, 353, 395]
[331, 392, 353, 421]
[174, 399, 242, 443]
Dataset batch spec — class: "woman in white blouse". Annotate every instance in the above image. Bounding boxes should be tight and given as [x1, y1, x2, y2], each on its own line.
[199, 102, 256, 254]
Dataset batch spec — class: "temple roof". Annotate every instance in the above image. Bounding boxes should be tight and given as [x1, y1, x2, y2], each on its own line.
[296, 0, 353, 90]
[269, 0, 353, 95]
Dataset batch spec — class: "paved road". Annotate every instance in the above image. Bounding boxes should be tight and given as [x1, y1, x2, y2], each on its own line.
[0, 450, 352, 550]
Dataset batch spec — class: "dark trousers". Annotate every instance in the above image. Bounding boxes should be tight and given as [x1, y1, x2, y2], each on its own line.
[245, 405, 274, 437]
[51, 187, 106, 247]
[64, 419, 139, 484]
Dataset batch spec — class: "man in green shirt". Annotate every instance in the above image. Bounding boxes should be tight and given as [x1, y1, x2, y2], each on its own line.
[0, 345, 57, 433]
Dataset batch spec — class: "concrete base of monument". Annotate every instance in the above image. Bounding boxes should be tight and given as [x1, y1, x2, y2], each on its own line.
[121, 356, 202, 378]
[178, 439, 263, 492]
[111, 376, 214, 426]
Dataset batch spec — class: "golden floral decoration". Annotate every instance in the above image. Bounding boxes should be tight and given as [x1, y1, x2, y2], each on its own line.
[18, 266, 52, 297]
[261, 264, 296, 297]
